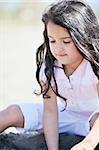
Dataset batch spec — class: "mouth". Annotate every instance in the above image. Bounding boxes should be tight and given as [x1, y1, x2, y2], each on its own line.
[57, 54, 67, 57]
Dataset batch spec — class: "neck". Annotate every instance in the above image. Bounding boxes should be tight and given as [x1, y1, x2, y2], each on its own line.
[64, 58, 83, 77]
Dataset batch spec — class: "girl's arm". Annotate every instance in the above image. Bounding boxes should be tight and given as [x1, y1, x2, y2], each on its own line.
[43, 86, 59, 150]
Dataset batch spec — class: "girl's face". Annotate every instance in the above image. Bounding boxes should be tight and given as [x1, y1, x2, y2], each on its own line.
[47, 21, 83, 66]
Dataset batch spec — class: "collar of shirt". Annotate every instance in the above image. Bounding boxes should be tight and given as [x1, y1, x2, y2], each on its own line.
[54, 58, 88, 81]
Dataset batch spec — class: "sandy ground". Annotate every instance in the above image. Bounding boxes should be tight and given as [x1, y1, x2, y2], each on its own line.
[0, 23, 43, 109]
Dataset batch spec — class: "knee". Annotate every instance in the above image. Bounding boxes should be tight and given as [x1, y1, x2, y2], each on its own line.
[6, 104, 20, 114]
[5, 104, 24, 128]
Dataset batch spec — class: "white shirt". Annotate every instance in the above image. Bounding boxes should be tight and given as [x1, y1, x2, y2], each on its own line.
[40, 59, 99, 136]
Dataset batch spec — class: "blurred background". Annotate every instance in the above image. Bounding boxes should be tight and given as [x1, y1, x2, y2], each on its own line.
[0, 0, 99, 109]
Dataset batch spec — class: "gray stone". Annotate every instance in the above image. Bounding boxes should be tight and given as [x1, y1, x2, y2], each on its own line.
[0, 132, 98, 150]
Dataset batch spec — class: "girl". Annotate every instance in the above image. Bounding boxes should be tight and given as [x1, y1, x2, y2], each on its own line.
[0, 0, 99, 150]
[36, 0, 99, 149]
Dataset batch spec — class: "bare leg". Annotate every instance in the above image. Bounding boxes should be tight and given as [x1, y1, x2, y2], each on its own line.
[0, 104, 24, 132]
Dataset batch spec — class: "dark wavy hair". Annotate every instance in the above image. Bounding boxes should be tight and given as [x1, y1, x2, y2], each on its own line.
[35, 0, 99, 102]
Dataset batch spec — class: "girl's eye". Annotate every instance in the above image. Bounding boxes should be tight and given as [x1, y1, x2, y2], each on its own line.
[49, 41, 55, 43]
[63, 41, 71, 44]
[49, 40, 71, 44]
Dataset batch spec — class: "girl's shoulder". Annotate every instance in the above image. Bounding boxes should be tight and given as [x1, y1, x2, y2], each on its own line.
[39, 60, 65, 82]
[85, 59, 98, 83]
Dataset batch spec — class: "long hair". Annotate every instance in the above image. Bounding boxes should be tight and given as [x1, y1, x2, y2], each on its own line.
[36, 0, 99, 101]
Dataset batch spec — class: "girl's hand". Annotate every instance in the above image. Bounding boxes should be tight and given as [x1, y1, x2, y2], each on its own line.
[70, 139, 95, 150]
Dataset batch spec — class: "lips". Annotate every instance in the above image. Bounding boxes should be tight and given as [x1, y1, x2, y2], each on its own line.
[56, 54, 67, 57]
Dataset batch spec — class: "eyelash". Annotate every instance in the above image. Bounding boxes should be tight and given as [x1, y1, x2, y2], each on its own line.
[50, 41, 55, 43]
[63, 41, 71, 44]
[49, 41, 71, 44]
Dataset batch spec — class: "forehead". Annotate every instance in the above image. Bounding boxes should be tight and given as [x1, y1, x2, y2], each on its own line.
[47, 21, 70, 38]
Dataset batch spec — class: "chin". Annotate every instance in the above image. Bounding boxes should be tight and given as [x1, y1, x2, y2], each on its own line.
[58, 60, 68, 65]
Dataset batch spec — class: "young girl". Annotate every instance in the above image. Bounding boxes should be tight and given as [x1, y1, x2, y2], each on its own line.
[0, 0, 99, 150]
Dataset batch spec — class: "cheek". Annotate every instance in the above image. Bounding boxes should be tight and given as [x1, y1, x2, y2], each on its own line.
[67, 44, 80, 56]
[69, 49, 82, 61]
[50, 49, 56, 58]
[49, 45, 56, 55]
[68, 49, 79, 56]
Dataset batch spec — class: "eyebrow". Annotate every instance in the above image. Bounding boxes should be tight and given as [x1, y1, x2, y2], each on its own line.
[48, 36, 71, 39]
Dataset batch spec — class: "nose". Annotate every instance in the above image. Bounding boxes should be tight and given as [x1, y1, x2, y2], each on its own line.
[55, 44, 65, 55]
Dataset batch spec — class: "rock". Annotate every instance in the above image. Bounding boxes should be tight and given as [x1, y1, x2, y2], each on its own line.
[0, 132, 98, 150]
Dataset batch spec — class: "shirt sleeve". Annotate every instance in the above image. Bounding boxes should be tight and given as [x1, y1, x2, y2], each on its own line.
[39, 62, 55, 87]
[88, 110, 99, 123]
[86, 74, 99, 132]
[85, 74, 99, 134]
[84, 109, 99, 136]
[39, 62, 47, 83]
